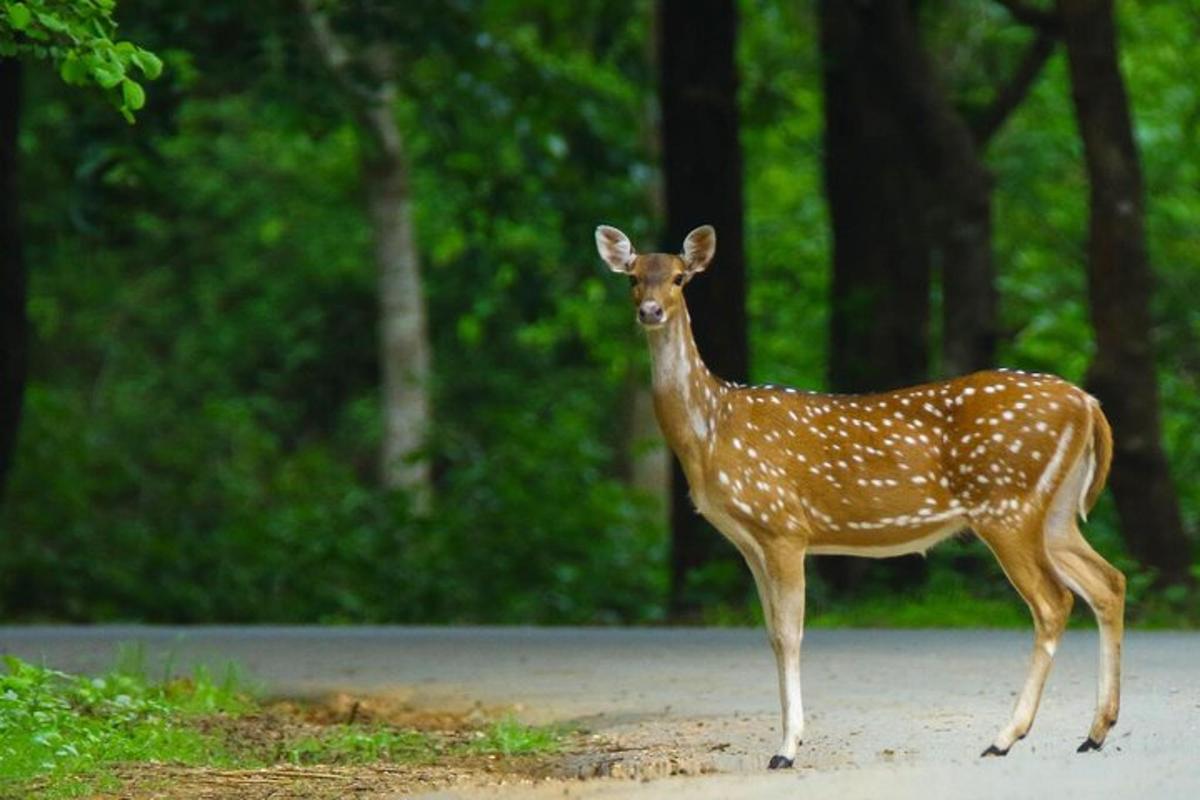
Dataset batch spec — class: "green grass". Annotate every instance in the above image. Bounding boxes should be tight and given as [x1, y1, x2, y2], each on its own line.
[704, 579, 1200, 629]
[698, 547, 1200, 629]
[0, 655, 248, 798]
[702, 591, 1030, 628]
[283, 726, 440, 765]
[280, 717, 564, 766]
[808, 593, 1030, 629]
[464, 716, 565, 756]
[0, 655, 566, 798]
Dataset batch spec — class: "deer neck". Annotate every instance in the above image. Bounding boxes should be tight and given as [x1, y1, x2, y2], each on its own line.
[645, 308, 722, 472]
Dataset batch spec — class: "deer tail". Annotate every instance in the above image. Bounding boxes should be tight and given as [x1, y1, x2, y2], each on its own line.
[1080, 396, 1113, 520]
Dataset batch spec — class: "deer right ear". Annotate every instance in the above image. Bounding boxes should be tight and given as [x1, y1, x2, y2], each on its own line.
[595, 225, 636, 273]
[682, 225, 716, 275]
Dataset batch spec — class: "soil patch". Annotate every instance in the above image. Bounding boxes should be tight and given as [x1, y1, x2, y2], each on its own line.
[265, 692, 496, 731]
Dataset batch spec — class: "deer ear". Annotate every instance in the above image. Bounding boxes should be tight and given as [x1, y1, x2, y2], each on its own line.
[595, 225, 636, 273]
[682, 225, 716, 275]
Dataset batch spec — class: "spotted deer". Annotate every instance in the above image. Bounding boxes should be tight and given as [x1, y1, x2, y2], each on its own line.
[596, 223, 1125, 769]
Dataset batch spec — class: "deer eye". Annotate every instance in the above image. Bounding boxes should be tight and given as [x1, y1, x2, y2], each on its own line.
[673, 273, 685, 286]
[628, 275, 638, 287]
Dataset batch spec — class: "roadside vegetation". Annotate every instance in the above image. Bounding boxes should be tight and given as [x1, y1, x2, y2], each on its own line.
[0, 654, 565, 799]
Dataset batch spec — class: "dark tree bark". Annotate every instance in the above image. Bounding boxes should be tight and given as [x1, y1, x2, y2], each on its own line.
[820, 0, 1005, 390]
[951, 21, 1058, 376]
[1058, 0, 1194, 583]
[0, 59, 25, 503]
[659, 0, 749, 617]
[820, 0, 933, 394]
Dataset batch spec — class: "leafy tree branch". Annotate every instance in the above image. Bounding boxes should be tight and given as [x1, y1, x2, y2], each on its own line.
[0, 0, 161, 121]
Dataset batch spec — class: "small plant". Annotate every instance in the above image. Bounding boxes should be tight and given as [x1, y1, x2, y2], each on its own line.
[464, 716, 564, 756]
[285, 726, 437, 765]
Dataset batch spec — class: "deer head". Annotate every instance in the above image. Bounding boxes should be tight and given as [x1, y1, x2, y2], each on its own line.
[595, 224, 716, 328]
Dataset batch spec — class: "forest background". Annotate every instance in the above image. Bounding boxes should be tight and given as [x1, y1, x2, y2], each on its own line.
[1, 0, 1196, 626]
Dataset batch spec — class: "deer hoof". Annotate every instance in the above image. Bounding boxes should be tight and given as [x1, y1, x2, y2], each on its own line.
[980, 744, 1009, 758]
[1077, 737, 1103, 753]
[767, 755, 794, 769]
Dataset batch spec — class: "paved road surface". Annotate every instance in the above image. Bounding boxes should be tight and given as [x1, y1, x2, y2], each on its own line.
[1, 626, 1197, 798]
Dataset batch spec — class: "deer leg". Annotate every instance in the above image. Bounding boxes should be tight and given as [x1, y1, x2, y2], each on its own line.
[760, 548, 806, 769]
[744, 558, 774, 638]
[1046, 529, 1125, 751]
[979, 530, 1074, 756]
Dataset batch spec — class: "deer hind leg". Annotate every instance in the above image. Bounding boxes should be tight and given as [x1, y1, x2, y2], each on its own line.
[1040, 438, 1126, 751]
[1046, 527, 1125, 751]
[978, 523, 1074, 756]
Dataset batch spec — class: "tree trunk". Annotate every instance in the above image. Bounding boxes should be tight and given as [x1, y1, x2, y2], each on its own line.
[820, 0, 1000, 390]
[0, 59, 25, 503]
[364, 122, 431, 506]
[940, 189, 997, 378]
[659, 0, 749, 618]
[616, 372, 669, 502]
[1058, 0, 1193, 583]
[820, 2, 932, 395]
[950, 23, 1060, 376]
[301, 3, 433, 508]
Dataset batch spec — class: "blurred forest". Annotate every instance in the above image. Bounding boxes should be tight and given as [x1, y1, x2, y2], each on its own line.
[0, 0, 1197, 625]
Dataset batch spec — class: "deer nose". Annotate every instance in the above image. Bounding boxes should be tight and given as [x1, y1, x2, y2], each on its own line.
[638, 300, 664, 325]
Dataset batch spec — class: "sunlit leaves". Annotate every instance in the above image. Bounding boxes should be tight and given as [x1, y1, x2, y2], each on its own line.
[5, 2, 31, 30]
[0, 0, 161, 121]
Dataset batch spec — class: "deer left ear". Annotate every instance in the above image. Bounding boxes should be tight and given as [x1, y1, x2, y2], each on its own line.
[682, 225, 716, 277]
[596, 225, 636, 273]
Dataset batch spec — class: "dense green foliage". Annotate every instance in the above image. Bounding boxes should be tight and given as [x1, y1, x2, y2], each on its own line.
[0, 0, 1197, 624]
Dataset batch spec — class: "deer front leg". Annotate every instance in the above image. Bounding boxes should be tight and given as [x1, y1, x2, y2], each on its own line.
[759, 549, 806, 769]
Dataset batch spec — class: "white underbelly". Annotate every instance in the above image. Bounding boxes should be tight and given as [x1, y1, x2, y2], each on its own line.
[807, 522, 967, 559]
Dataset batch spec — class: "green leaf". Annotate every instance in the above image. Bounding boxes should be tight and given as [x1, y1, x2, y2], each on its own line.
[59, 54, 88, 85]
[90, 59, 124, 89]
[131, 49, 163, 80]
[121, 79, 145, 111]
[34, 11, 69, 34]
[7, 2, 31, 30]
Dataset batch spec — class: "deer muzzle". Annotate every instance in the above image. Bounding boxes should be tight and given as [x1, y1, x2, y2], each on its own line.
[638, 300, 665, 326]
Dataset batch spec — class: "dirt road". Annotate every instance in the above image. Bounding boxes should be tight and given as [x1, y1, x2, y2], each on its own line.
[2, 626, 1197, 797]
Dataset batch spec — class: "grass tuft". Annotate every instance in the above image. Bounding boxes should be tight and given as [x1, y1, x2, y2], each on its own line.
[284, 726, 438, 765]
[464, 716, 564, 756]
